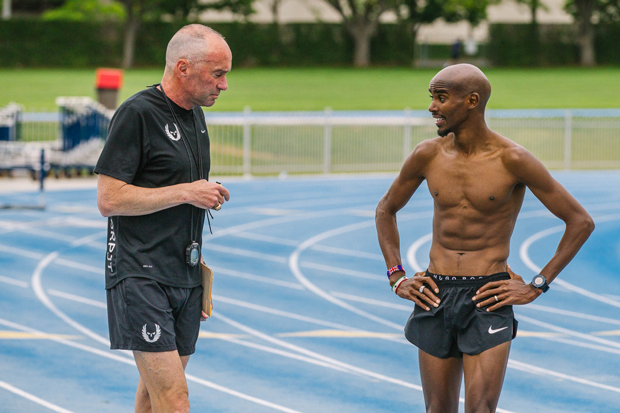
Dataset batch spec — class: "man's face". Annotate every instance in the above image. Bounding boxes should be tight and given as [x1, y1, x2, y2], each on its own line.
[186, 41, 232, 107]
[428, 76, 468, 137]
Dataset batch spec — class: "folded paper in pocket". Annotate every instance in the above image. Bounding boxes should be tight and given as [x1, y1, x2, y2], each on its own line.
[201, 262, 213, 317]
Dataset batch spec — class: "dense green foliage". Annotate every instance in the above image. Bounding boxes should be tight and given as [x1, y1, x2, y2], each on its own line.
[2, 67, 619, 111]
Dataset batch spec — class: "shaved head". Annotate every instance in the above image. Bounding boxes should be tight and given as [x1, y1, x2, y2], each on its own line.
[430, 64, 491, 111]
[165, 24, 226, 71]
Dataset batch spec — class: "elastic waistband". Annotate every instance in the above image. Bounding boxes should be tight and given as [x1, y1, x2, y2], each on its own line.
[425, 270, 510, 286]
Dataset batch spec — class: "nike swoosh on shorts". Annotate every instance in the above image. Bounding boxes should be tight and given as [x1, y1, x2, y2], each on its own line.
[488, 326, 508, 334]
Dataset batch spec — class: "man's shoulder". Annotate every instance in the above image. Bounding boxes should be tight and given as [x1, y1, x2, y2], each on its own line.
[116, 87, 161, 115]
[412, 136, 443, 160]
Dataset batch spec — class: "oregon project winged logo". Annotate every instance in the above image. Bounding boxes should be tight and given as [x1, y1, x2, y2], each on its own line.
[165, 123, 181, 141]
[142, 324, 162, 343]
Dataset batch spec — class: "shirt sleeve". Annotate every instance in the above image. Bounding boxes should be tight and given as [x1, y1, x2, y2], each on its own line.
[95, 104, 149, 184]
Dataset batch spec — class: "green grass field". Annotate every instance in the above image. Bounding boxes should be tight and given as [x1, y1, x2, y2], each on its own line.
[1, 67, 620, 112]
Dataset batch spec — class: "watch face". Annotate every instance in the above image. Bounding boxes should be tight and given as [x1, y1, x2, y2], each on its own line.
[533, 275, 545, 287]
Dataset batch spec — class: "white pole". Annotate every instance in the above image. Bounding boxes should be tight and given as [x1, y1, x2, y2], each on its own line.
[564, 110, 572, 171]
[323, 107, 332, 174]
[243, 106, 251, 177]
[2, 0, 11, 20]
[403, 107, 411, 162]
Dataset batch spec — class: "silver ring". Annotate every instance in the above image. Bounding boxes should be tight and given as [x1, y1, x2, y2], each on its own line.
[214, 203, 222, 211]
[419, 285, 425, 294]
[494, 295, 499, 302]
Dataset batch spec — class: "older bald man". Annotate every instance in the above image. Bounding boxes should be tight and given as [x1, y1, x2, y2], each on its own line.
[376, 64, 594, 412]
[96, 25, 231, 412]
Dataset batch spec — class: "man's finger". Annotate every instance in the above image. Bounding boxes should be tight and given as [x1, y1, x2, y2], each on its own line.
[476, 281, 503, 294]
[425, 277, 440, 294]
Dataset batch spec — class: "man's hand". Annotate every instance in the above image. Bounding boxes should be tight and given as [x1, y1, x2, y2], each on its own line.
[200, 303, 214, 322]
[472, 265, 542, 312]
[187, 180, 230, 210]
[394, 271, 441, 311]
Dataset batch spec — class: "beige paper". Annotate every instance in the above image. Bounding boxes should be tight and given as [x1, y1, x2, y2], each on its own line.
[201, 262, 213, 317]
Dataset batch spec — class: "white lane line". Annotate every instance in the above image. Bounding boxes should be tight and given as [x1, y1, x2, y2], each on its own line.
[210, 266, 304, 290]
[54, 259, 102, 275]
[0, 275, 29, 288]
[219, 336, 358, 375]
[288, 211, 433, 332]
[524, 304, 620, 326]
[204, 244, 287, 263]
[299, 262, 383, 282]
[213, 295, 373, 332]
[216, 313, 520, 413]
[0, 243, 44, 259]
[47, 290, 107, 309]
[0, 243, 102, 276]
[519, 213, 620, 308]
[216, 313, 423, 390]
[517, 315, 620, 350]
[0, 381, 74, 413]
[508, 359, 620, 394]
[0, 318, 302, 413]
[406, 233, 433, 273]
[232, 232, 299, 246]
[31, 232, 112, 347]
[309, 245, 385, 261]
[537, 336, 620, 355]
[330, 292, 413, 311]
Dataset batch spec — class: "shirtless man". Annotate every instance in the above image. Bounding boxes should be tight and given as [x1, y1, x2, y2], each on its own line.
[375, 64, 594, 412]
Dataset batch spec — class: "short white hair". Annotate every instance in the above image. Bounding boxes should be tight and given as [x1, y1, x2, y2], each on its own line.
[165, 24, 225, 70]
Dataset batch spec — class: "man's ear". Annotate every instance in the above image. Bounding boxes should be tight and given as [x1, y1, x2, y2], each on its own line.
[176, 59, 190, 77]
[468, 93, 480, 109]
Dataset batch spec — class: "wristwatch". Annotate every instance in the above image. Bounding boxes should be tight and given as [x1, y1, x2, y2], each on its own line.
[531, 274, 549, 293]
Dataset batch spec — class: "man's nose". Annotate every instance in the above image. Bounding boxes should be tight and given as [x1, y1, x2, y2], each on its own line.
[218, 75, 228, 91]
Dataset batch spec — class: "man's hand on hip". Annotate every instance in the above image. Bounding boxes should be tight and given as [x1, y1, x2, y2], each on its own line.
[395, 271, 441, 311]
[472, 265, 542, 312]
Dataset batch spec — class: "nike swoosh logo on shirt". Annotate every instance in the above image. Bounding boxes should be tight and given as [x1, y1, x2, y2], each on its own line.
[488, 326, 508, 334]
[201, 130, 206, 133]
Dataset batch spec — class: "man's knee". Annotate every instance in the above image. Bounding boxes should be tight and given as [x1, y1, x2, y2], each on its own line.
[158, 386, 190, 413]
[425, 395, 459, 413]
[465, 392, 499, 413]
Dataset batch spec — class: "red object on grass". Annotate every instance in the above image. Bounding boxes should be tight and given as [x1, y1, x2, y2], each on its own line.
[95, 68, 123, 90]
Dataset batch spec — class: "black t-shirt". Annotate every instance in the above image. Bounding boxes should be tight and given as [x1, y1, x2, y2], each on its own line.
[95, 86, 210, 289]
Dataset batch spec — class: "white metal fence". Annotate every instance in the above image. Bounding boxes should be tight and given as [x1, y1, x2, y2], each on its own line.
[7, 108, 620, 174]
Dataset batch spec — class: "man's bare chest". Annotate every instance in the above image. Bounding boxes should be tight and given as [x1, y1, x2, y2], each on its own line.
[424, 155, 519, 212]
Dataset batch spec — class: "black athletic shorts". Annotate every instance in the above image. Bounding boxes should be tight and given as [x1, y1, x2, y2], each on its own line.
[107, 277, 203, 356]
[404, 271, 518, 359]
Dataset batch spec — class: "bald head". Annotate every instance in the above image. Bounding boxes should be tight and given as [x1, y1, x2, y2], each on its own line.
[430, 64, 491, 111]
[165, 24, 227, 72]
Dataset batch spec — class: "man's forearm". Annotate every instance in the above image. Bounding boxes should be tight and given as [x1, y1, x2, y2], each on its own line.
[538, 215, 594, 283]
[376, 208, 403, 269]
[98, 181, 190, 217]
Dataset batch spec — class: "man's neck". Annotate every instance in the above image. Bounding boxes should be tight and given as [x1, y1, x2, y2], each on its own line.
[451, 121, 493, 155]
[160, 78, 194, 110]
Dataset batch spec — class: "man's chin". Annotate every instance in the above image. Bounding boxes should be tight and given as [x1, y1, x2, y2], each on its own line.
[437, 128, 450, 137]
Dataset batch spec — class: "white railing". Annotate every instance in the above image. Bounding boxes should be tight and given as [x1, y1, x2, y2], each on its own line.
[9, 108, 620, 174]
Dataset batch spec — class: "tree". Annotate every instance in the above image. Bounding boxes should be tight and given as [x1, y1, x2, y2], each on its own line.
[513, 0, 548, 64]
[400, 0, 454, 64]
[566, 0, 620, 66]
[323, 0, 403, 67]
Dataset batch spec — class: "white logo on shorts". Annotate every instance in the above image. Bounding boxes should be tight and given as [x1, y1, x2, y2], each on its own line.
[165, 123, 181, 141]
[142, 324, 162, 343]
[488, 325, 508, 335]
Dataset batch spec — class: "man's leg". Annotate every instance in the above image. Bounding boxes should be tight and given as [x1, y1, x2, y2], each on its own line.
[419, 349, 463, 413]
[134, 350, 191, 413]
[462, 342, 511, 413]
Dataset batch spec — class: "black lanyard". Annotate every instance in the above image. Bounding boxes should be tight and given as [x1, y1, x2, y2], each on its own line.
[158, 84, 205, 241]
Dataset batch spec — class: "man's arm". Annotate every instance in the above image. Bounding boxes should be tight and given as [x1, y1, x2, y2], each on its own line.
[509, 147, 594, 284]
[376, 140, 441, 310]
[474, 146, 594, 310]
[97, 174, 230, 217]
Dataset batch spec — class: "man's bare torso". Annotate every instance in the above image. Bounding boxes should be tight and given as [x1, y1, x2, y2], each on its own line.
[422, 133, 526, 276]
